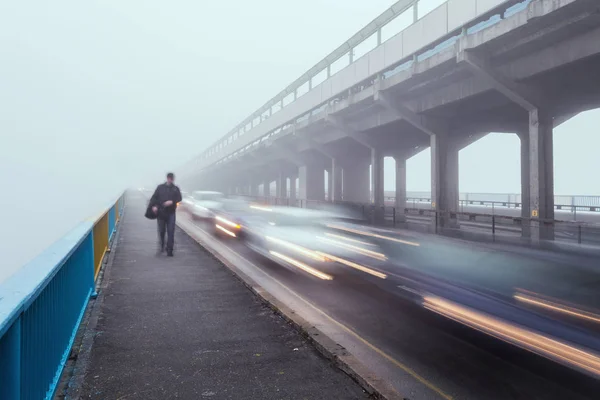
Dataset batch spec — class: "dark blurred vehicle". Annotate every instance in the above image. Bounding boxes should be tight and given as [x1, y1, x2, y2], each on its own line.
[211, 198, 263, 239]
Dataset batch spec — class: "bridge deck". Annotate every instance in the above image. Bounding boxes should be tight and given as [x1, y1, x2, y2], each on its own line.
[74, 194, 368, 399]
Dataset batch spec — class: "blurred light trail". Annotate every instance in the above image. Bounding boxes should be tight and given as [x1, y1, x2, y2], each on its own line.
[266, 236, 327, 262]
[269, 251, 333, 281]
[327, 225, 420, 247]
[216, 224, 236, 237]
[317, 236, 387, 261]
[324, 233, 376, 246]
[423, 296, 600, 377]
[514, 291, 600, 324]
[250, 205, 273, 212]
[216, 215, 241, 229]
[317, 252, 387, 279]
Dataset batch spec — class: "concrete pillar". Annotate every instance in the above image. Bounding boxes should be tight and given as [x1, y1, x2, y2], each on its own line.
[343, 160, 370, 203]
[331, 159, 342, 202]
[250, 181, 259, 197]
[431, 132, 460, 229]
[413, 1, 419, 22]
[276, 172, 287, 199]
[263, 178, 271, 197]
[326, 168, 333, 201]
[289, 175, 297, 206]
[371, 148, 385, 223]
[519, 132, 531, 238]
[528, 109, 555, 240]
[394, 156, 407, 223]
[298, 165, 325, 201]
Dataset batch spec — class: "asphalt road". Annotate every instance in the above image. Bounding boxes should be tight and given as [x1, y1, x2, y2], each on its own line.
[177, 210, 600, 400]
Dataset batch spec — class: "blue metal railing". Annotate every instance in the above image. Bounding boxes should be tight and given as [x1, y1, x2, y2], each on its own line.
[0, 193, 125, 400]
[108, 204, 116, 241]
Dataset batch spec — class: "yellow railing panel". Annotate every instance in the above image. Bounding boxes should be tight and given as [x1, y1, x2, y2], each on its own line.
[92, 211, 109, 280]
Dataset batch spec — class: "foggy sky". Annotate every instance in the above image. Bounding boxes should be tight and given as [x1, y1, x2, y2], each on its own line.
[1, 0, 599, 283]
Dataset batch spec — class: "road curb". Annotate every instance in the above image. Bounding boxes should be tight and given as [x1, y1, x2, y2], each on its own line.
[177, 219, 406, 400]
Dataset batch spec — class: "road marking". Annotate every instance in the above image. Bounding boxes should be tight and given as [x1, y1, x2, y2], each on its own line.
[181, 216, 453, 400]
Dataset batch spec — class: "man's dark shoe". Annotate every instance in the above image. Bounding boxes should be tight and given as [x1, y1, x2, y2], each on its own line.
[167, 250, 174, 257]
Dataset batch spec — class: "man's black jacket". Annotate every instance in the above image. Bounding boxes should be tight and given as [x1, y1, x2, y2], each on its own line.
[149, 183, 182, 217]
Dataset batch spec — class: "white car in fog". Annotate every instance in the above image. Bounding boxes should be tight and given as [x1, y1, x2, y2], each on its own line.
[186, 191, 224, 220]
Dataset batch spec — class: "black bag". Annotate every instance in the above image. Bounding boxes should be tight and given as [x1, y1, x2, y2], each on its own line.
[145, 203, 157, 220]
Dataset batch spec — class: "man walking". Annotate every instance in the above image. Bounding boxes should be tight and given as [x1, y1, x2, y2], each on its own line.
[149, 172, 182, 256]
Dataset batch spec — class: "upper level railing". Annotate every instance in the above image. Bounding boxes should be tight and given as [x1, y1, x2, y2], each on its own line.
[192, 0, 532, 172]
[0, 194, 124, 400]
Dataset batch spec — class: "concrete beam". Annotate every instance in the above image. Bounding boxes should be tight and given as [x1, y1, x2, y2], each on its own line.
[299, 137, 337, 160]
[554, 112, 579, 127]
[457, 50, 540, 112]
[266, 140, 303, 167]
[454, 132, 489, 152]
[325, 115, 374, 149]
[375, 91, 436, 136]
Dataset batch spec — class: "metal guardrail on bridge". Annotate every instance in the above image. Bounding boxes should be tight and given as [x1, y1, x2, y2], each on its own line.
[0, 194, 125, 400]
[232, 194, 600, 246]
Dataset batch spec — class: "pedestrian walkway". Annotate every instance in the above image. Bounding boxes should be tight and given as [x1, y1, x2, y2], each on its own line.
[73, 193, 369, 399]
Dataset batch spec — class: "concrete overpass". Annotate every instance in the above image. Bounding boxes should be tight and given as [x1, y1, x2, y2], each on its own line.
[181, 0, 600, 242]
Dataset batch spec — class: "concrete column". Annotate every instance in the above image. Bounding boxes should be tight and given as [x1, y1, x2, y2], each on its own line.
[413, 1, 419, 22]
[250, 181, 259, 197]
[519, 132, 531, 238]
[431, 132, 460, 229]
[276, 173, 287, 199]
[263, 178, 271, 197]
[326, 168, 333, 201]
[342, 160, 370, 203]
[371, 148, 385, 223]
[289, 175, 297, 206]
[528, 109, 555, 240]
[298, 165, 325, 201]
[332, 159, 343, 202]
[394, 156, 407, 223]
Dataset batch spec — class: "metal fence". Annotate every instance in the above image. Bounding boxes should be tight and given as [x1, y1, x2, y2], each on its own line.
[0, 194, 125, 400]
[379, 192, 600, 213]
[239, 194, 600, 247]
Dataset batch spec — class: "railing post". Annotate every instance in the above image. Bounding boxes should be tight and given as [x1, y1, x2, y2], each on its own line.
[88, 232, 98, 298]
[578, 225, 582, 244]
[0, 317, 21, 400]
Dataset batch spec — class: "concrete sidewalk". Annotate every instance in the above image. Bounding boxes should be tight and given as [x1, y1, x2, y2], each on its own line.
[74, 193, 370, 399]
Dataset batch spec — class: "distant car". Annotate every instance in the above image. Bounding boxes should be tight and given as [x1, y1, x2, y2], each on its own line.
[188, 191, 224, 220]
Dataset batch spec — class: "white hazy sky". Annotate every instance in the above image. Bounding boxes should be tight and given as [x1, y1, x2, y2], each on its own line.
[1, 0, 599, 283]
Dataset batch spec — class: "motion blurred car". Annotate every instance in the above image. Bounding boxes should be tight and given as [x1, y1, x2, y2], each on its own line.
[243, 207, 388, 280]
[210, 198, 263, 239]
[186, 191, 224, 220]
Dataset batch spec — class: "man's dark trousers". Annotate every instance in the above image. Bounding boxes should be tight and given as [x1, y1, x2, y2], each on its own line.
[157, 212, 176, 253]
